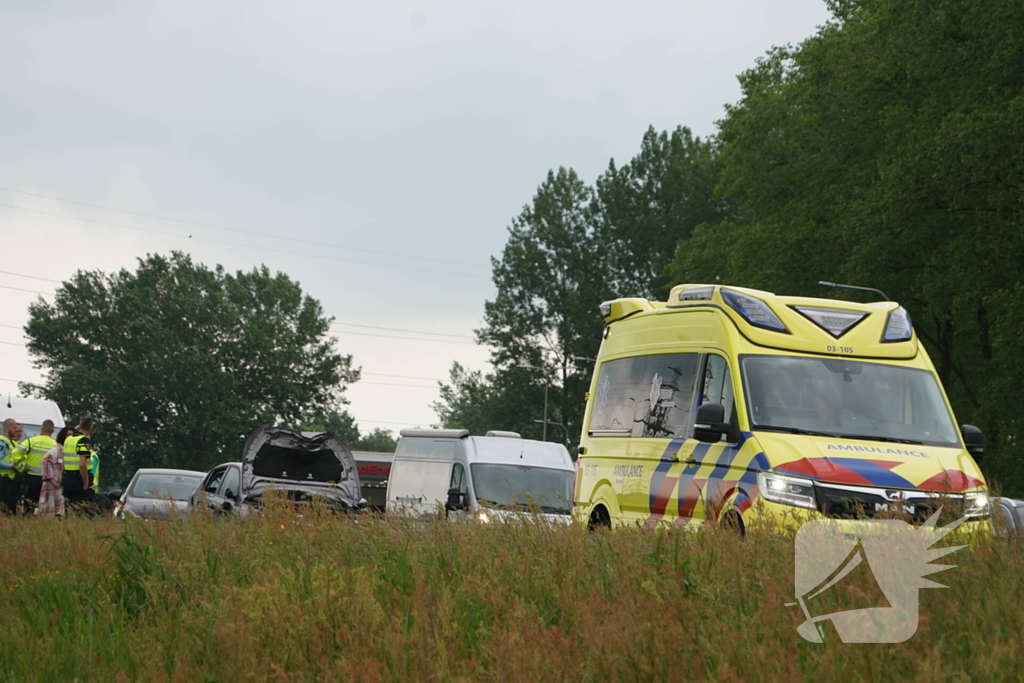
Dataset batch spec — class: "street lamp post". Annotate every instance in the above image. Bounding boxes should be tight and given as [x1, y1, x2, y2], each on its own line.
[533, 419, 569, 444]
[517, 363, 549, 441]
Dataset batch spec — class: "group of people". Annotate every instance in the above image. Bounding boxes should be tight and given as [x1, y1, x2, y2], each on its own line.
[0, 416, 100, 517]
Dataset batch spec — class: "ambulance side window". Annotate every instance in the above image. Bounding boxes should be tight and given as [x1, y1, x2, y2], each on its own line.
[701, 355, 735, 425]
[589, 353, 700, 438]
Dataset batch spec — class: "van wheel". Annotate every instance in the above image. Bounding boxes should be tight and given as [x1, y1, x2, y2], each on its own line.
[588, 505, 611, 531]
[721, 510, 745, 537]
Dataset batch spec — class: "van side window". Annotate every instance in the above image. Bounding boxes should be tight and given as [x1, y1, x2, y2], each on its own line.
[701, 355, 735, 424]
[450, 463, 466, 494]
[589, 353, 700, 438]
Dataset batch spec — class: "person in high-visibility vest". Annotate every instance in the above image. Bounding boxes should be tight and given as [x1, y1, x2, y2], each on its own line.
[19, 419, 57, 514]
[0, 418, 28, 514]
[63, 417, 97, 508]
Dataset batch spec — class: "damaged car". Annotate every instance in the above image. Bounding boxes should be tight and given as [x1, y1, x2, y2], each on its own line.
[188, 426, 365, 515]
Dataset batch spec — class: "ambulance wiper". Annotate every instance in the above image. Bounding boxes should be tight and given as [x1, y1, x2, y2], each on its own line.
[754, 425, 836, 437]
[839, 434, 924, 445]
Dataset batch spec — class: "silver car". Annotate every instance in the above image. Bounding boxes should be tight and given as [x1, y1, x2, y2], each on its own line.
[114, 468, 205, 520]
[994, 497, 1024, 538]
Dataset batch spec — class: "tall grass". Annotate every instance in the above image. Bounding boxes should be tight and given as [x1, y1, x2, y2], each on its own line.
[0, 508, 1021, 682]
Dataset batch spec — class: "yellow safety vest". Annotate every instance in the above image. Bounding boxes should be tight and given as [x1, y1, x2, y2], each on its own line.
[22, 435, 57, 477]
[0, 435, 27, 480]
[63, 434, 91, 476]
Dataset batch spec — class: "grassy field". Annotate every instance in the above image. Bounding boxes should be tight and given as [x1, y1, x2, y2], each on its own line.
[1, 508, 1021, 682]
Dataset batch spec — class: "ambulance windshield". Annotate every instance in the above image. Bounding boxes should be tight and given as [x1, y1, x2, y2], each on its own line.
[741, 355, 960, 448]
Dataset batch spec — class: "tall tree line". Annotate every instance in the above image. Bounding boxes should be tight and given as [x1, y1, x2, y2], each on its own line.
[436, 0, 1024, 493]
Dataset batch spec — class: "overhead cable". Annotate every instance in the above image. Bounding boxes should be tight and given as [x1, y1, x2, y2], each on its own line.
[0, 203, 488, 280]
[332, 321, 473, 340]
[0, 186, 489, 270]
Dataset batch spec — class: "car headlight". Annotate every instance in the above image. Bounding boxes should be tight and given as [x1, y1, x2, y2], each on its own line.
[964, 491, 991, 518]
[477, 510, 491, 524]
[758, 472, 817, 510]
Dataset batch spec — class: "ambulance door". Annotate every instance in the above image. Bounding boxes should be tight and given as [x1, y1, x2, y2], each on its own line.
[684, 352, 741, 523]
[612, 352, 702, 525]
[584, 357, 634, 521]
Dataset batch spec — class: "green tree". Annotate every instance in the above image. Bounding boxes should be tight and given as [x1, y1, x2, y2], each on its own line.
[596, 126, 725, 298]
[23, 252, 358, 486]
[432, 362, 554, 442]
[298, 408, 361, 444]
[668, 0, 1024, 491]
[299, 410, 397, 452]
[352, 428, 398, 453]
[476, 168, 613, 448]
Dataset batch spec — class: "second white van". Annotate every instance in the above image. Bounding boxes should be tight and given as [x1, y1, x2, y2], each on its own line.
[386, 429, 575, 523]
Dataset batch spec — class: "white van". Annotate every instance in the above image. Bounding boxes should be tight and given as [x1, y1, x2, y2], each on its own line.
[386, 429, 575, 523]
[1, 396, 65, 438]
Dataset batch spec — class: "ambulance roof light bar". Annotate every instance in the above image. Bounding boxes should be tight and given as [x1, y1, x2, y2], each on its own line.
[818, 281, 890, 302]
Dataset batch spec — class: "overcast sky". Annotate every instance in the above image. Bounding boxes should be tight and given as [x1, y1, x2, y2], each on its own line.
[0, 0, 832, 436]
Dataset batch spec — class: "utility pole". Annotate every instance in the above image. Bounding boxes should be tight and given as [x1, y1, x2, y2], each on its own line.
[518, 363, 549, 441]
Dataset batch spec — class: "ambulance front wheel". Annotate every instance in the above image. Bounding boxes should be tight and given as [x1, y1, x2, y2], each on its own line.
[720, 509, 745, 537]
[588, 505, 611, 530]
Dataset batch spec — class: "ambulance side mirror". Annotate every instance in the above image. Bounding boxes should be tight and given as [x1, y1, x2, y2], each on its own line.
[694, 403, 736, 443]
[961, 424, 984, 460]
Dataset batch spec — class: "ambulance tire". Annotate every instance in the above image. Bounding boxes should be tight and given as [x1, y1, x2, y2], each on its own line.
[720, 509, 745, 537]
[588, 505, 611, 531]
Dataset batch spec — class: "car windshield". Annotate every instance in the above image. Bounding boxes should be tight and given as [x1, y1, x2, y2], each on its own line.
[741, 355, 960, 447]
[470, 464, 573, 513]
[129, 473, 203, 501]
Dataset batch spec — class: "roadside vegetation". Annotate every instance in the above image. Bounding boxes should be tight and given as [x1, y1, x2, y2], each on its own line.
[2, 510, 1021, 682]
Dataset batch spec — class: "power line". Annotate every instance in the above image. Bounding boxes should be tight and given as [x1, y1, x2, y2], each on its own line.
[0, 270, 61, 284]
[0, 328, 475, 348]
[0, 203, 489, 281]
[0, 324, 23, 330]
[363, 372, 445, 382]
[0, 284, 52, 296]
[358, 419, 426, 427]
[333, 330, 475, 345]
[0, 341, 24, 347]
[0, 268, 479, 342]
[332, 321, 474, 340]
[0, 186, 489, 270]
[0, 375, 438, 391]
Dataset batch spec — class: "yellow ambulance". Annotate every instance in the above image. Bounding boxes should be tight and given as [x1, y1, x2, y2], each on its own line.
[573, 284, 990, 533]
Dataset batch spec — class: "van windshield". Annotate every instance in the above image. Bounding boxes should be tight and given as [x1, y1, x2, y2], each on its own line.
[470, 464, 573, 514]
[741, 355, 960, 447]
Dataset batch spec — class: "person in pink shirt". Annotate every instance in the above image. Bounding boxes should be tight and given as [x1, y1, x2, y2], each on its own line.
[37, 426, 73, 518]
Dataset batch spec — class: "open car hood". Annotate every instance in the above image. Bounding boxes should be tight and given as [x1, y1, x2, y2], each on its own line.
[241, 426, 364, 510]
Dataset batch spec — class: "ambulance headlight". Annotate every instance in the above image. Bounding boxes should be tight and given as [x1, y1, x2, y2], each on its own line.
[963, 491, 991, 518]
[477, 510, 491, 524]
[721, 289, 789, 333]
[882, 306, 913, 343]
[758, 472, 817, 510]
